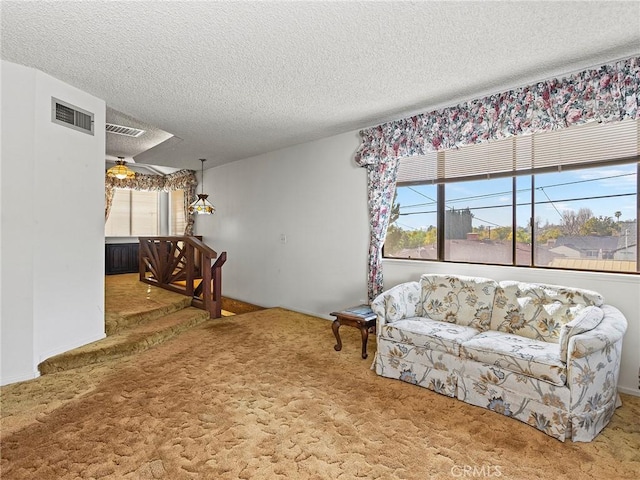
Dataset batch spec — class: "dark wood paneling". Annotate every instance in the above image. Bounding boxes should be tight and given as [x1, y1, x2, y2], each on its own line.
[105, 243, 139, 275]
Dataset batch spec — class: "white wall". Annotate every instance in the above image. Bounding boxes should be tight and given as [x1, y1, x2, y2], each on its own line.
[198, 129, 639, 396]
[196, 131, 369, 316]
[1, 62, 37, 383]
[1, 61, 106, 385]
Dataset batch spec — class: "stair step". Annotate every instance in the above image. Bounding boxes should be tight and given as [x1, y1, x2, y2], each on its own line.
[105, 295, 192, 335]
[38, 307, 210, 374]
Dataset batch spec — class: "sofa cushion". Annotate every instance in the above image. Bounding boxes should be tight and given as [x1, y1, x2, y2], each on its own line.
[490, 281, 604, 343]
[420, 275, 498, 331]
[461, 331, 566, 386]
[559, 306, 604, 362]
[380, 317, 481, 356]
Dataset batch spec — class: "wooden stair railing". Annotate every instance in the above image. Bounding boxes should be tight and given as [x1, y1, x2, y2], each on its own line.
[138, 236, 227, 318]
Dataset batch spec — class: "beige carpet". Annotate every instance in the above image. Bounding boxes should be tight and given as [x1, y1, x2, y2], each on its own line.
[2, 308, 639, 479]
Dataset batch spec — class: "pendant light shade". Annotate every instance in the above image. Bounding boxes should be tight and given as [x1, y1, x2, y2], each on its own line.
[188, 159, 215, 215]
[107, 157, 136, 180]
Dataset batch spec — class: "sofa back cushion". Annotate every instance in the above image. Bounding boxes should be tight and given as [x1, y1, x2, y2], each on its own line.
[420, 274, 498, 331]
[490, 281, 604, 343]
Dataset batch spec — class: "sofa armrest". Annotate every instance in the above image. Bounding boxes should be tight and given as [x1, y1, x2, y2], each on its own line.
[559, 306, 604, 363]
[566, 305, 627, 439]
[567, 305, 627, 361]
[371, 281, 422, 329]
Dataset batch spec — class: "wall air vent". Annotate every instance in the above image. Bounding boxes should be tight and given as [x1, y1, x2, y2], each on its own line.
[106, 123, 146, 137]
[51, 97, 94, 135]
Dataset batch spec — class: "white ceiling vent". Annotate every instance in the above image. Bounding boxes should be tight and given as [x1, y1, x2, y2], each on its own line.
[51, 97, 94, 135]
[106, 123, 146, 137]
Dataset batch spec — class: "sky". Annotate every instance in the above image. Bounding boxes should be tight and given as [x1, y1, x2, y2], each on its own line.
[395, 163, 638, 232]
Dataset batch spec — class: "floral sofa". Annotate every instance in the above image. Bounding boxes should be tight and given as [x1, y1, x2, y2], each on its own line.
[371, 274, 627, 442]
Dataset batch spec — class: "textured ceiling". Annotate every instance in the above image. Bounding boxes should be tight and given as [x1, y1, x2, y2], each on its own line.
[2, 1, 639, 171]
[105, 107, 173, 163]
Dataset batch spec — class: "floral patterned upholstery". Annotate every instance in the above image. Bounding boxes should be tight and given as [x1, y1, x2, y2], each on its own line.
[567, 305, 626, 441]
[490, 281, 604, 343]
[460, 331, 566, 386]
[371, 275, 627, 442]
[559, 306, 604, 363]
[380, 317, 481, 356]
[371, 281, 422, 324]
[376, 336, 461, 398]
[420, 275, 498, 331]
[457, 361, 572, 441]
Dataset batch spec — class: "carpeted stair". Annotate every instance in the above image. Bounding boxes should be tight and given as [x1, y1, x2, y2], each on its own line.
[104, 295, 193, 335]
[37, 274, 262, 375]
[38, 295, 212, 375]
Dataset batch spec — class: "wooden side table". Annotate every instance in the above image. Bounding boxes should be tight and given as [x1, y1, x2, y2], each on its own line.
[331, 305, 377, 359]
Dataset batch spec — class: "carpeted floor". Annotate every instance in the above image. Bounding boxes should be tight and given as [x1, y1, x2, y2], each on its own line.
[1, 308, 639, 479]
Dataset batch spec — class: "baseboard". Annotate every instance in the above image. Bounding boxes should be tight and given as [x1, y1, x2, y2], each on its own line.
[278, 304, 333, 321]
[38, 331, 106, 363]
[1, 369, 40, 387]
[618, 386, 640, 397]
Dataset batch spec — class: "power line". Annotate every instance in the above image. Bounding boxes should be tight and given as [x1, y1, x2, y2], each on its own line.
[407, 186, 437, 203]
[404, 185, 504, 228]
[538, 186, 564, 221]
[400, 192, 635, 216]
[400, 172, 636, 209]
[537, 172, 634, 190]
[532, 192, 635, 206]
[471, 216, 502, 228]
[396, 221, 418, 230]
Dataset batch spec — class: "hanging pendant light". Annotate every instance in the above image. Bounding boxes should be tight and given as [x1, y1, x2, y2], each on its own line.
[188, 158, 215, 215]
[107, 157, 136, 179]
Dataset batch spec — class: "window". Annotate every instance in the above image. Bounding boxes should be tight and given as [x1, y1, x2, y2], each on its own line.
[105, 189, 159, 236]
[444, 177, 513, 265]
[106, 188, 187, 237]
[385, 119, 639, 274]
[533, 165, 637, 272]
[385, 184, 437, 259]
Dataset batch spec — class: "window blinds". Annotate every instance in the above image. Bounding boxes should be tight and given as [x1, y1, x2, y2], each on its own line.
[396, 119, 640, 185]
[105, 189, 159, 236]
[105, 189, 131, 237]
[131, 190, 159, 236]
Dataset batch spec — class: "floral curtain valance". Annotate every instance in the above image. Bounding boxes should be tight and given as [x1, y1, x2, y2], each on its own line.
[105, 169, 198, 235]
[355, 55, 640, 304]
[355, 56, 640, 165]
[105, 169, 197, 192]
